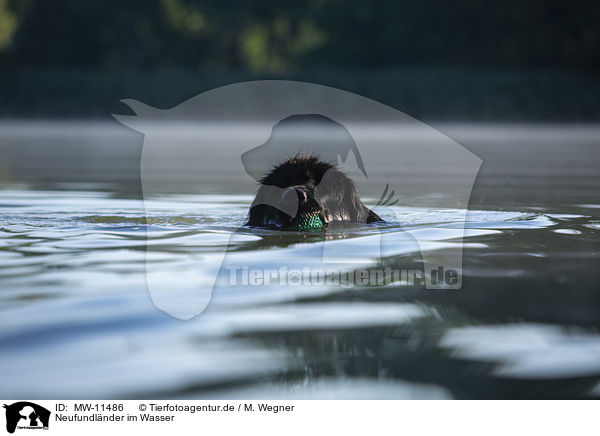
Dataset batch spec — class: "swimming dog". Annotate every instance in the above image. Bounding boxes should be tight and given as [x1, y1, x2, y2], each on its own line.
[246, 154, 382, 230]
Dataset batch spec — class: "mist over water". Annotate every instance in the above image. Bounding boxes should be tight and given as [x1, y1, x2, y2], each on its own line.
[1, 122, 599, 399]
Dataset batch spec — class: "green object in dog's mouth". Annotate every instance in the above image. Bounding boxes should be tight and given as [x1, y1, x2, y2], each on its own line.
[285, 215, 324, 231]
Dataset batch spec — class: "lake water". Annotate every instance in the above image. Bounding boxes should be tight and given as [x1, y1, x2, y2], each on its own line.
[1, 122, 599, 399]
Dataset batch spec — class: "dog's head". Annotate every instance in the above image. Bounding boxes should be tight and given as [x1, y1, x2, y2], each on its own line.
[246, 154, 380, 230]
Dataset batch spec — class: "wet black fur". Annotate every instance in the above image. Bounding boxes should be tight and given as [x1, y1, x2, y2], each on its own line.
[246, 155, 382, 229]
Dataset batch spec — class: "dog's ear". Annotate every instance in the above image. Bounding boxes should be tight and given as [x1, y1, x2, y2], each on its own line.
[336, 149, 366, 183]
[112, 99, 164, 133]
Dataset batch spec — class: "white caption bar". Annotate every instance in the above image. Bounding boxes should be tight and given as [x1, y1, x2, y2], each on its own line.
[1, 400, 597, 436]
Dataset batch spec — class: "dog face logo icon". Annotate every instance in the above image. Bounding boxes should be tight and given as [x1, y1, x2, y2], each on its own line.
[241, 114, 368, 182]
[114, 80, 481, 319]
[3, 402, 50, 433]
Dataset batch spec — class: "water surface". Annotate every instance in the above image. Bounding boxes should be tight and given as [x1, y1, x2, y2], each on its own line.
[1, 122, 599, 399]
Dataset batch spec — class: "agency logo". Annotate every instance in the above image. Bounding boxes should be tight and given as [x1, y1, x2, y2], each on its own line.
[114, 80, 481, 320]
[3, 402, 50, 434]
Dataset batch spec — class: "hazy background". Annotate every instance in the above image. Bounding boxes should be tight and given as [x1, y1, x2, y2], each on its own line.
[0, 0, 598, 120]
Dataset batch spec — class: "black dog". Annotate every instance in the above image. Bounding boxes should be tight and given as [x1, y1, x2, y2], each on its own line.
[246, 154, 382, 230]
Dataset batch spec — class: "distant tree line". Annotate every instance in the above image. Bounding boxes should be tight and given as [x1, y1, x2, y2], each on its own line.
[1, 0, 598, 119]
[1, 0, 598, 71]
